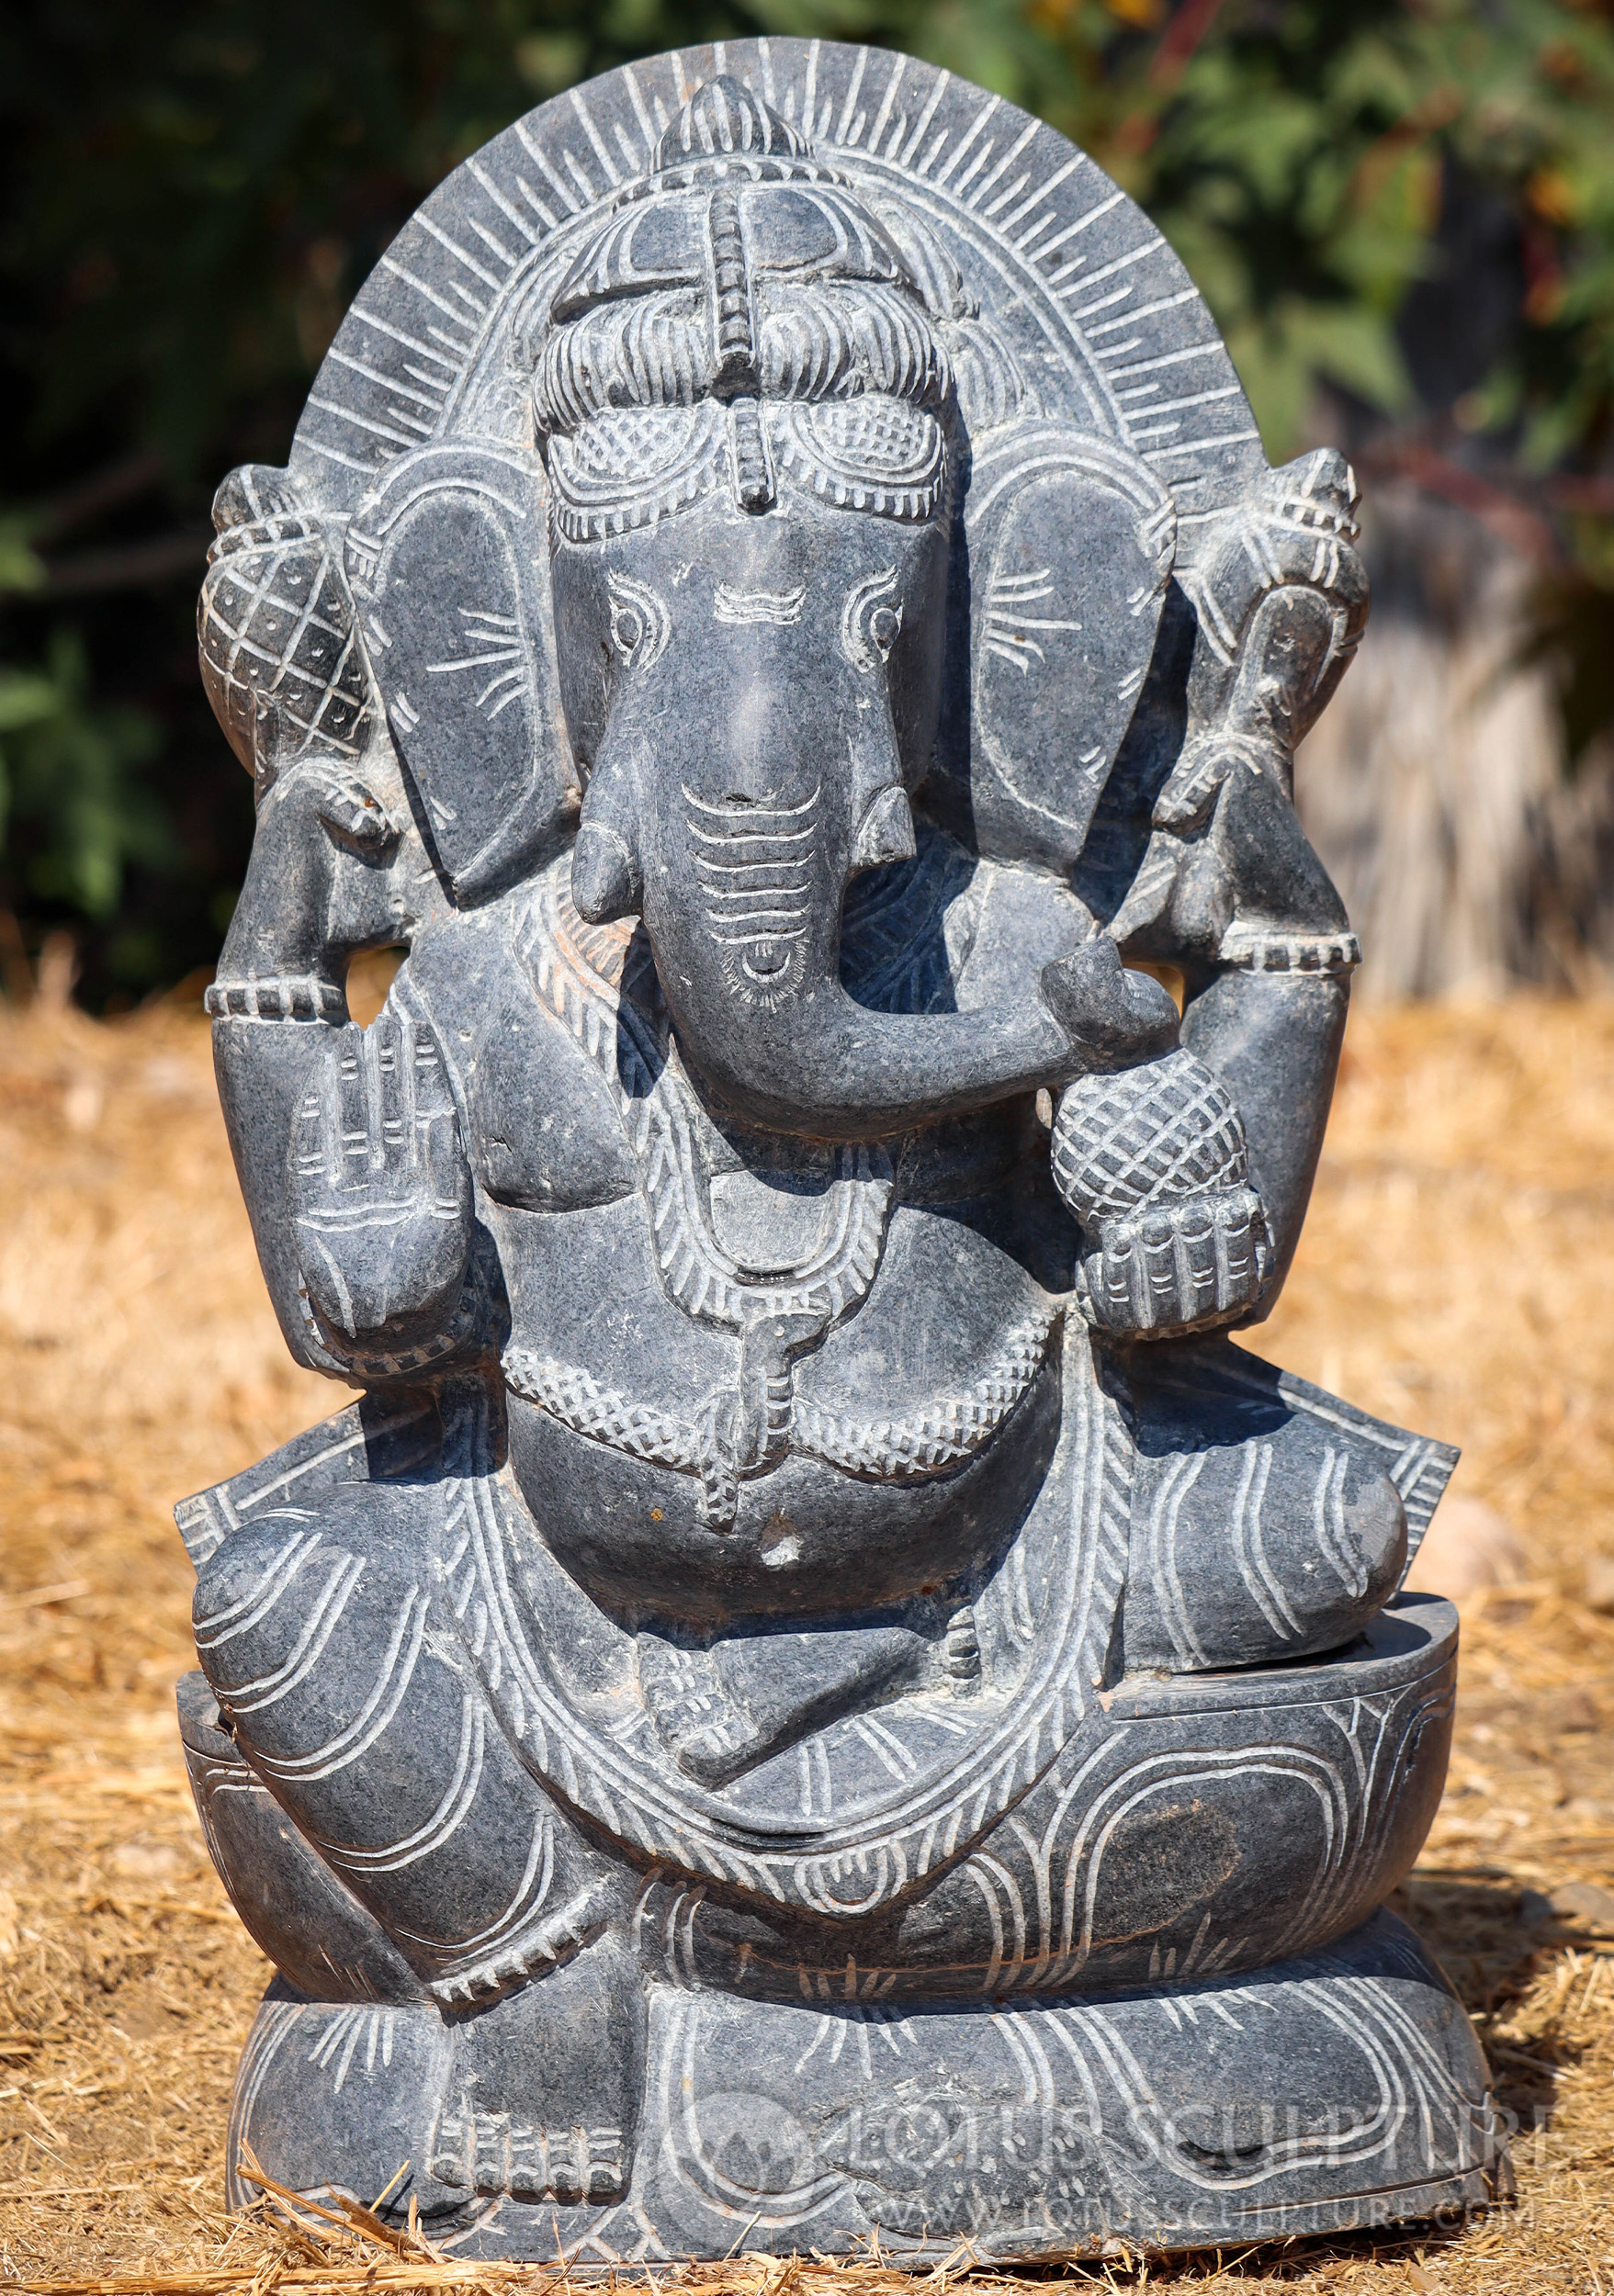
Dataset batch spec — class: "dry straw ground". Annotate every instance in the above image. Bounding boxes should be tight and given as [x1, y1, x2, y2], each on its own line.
[1, 980, 1612, 2291]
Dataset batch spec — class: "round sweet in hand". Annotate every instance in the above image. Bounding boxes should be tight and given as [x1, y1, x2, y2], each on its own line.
[1050, 1049, 1271, 1336]
[1049, 1046, 1248, 1226]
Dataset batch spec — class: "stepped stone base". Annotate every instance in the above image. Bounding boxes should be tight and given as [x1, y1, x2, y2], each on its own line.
[227, 1908, 1508, 2263]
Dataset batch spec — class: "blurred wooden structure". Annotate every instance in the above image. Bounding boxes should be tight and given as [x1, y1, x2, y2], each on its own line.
[1299, 483, 1614, 998]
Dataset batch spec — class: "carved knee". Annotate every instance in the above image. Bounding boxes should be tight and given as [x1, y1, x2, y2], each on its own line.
[193, 1488, 626, 2008]
[1126, 1431, 1407, 1673]
[192, 1490, 435, 1798]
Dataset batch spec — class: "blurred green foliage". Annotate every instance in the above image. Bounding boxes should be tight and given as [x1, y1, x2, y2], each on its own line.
[1, 0, 1611, 1001]
[0, 629, 169, 918]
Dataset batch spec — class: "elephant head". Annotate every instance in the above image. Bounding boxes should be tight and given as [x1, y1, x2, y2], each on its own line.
[529, 74, 1175, 1139]
[549, 482, 989, 1136]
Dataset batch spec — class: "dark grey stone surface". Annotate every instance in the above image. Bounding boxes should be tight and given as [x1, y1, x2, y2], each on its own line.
[181, 42, 1507, 2258]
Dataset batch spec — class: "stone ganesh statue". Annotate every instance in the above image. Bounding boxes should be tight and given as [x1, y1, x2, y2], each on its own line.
[177, 47, 1507, 2261]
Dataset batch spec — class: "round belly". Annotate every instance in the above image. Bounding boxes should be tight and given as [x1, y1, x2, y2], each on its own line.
[498, 1197, 1066, 1626]
[507, 1358, 1059, 1626]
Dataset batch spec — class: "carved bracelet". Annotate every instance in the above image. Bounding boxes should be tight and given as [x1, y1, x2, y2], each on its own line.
[1217, 925, 1362, 975]
[205, 974, 346, 1021]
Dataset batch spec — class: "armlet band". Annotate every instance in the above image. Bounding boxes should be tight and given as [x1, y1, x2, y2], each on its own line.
[205, 974, 346, 1021]
[1217, 925, 1361, 975]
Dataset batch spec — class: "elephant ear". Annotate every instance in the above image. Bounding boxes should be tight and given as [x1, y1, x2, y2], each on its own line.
[345, 443, 577, 903]
[934, 423, 1176, 869]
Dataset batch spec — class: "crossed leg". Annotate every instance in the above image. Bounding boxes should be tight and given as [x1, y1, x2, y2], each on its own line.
[1118, 1336, 1415, 1672]
[192, 1483, 642, 2205]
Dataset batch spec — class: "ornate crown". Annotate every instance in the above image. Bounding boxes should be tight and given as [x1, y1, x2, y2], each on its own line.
[532, 75, 950, 536]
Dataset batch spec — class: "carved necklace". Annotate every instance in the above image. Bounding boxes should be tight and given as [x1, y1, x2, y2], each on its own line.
[506, 846, 1051, 1533]
[517, 866, 895, 1331]
[514, 865, 895, 1517]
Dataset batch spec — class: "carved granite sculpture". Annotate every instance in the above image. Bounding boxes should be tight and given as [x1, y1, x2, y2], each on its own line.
[177, 41, 1509, 2260]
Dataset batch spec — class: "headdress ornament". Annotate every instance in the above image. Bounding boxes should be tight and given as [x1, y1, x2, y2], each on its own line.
[535, 75, 950, 534]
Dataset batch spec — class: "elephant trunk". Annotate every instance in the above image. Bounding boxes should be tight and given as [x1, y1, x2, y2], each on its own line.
[573, 756, 1176, 1141]
[664, 951, 1078, 1140]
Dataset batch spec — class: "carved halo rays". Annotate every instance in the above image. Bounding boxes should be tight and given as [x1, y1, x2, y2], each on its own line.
[289, 39, 1265, 536]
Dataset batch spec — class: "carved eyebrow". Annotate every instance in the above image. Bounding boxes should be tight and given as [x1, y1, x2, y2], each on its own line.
[713, 582, 807, 626]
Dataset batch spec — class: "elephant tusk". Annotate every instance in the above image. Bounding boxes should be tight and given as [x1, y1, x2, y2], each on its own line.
[572, 819, 642, 925]
[850, 786, 917, 872]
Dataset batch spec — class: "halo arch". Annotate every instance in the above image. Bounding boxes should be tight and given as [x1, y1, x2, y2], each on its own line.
[290, 36, 1265, 562]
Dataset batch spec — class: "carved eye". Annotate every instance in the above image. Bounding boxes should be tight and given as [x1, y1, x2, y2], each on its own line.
[605, 570, 671, 670]
[841, 568, 903, 673]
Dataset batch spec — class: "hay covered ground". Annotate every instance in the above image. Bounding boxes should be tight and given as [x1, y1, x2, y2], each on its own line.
[1, 988, 1612, 2291]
